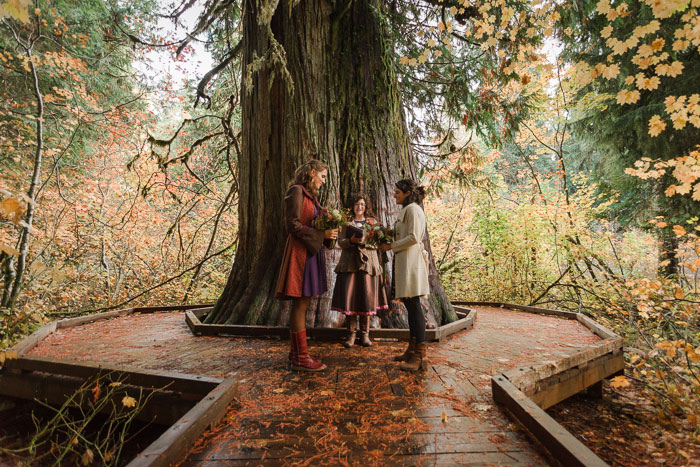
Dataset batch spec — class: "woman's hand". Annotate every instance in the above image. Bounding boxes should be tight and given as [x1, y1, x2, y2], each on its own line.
[350, 235, 363, 244]
[325, 228, 339, 240]
[379, 243, 392, 252]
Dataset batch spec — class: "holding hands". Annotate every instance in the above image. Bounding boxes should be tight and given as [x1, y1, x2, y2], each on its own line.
[325, 228, 339, 240]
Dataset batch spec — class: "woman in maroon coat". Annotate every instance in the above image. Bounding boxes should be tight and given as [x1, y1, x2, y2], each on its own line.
[275, 159, 338, 371]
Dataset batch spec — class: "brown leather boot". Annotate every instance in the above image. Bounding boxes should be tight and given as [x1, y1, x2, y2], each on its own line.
[359, 315, 372, 347]
[393, 338, 415, 362]
[290, 330, 326, 372]
[400, 342, 427, 372]
[343, 315, 357, 348]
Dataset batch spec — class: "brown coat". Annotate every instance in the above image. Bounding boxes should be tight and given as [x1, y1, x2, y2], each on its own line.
[334, 220, 383, 276]
[275, 185, 325, 300]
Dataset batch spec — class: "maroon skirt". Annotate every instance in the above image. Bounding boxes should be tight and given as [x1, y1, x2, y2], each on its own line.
[331, 271, 389, 316]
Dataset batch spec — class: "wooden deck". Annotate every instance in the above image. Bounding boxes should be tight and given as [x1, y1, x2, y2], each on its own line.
[28, 306, 602, 466]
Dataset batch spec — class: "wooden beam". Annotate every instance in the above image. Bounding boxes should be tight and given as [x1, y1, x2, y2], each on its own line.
[452, 301, 578, 319]
[528, 351, 624, 409]
[503, 338, 623, 391]
[128, 377, 238, 467]
[2, 355, 221, 396]
[10, 322, 57, 355]
[576, 314, 619, 340]
[492, 374, 608, 467]
[56, 308, 134, 329]
[132, 303, 214, 313]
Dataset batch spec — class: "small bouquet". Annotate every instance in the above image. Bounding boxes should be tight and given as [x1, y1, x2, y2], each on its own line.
[364, 223, 394, 248]
[314, 208, 349, 248]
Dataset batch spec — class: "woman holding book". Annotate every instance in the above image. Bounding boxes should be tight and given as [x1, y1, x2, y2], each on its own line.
[331, 193, 389, 348]
[275, 159, 339, 372]
[379, 179, 430, 372]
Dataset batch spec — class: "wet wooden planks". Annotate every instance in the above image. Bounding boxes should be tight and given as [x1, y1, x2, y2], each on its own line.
[26, 306, 603, 465]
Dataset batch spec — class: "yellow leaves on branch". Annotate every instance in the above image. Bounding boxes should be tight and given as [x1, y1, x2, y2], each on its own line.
[0, 0, 31, 23]
[629, 151, 700, 201]
[616, 89, 640, 105]
[635, 73, 660, 91]
[648, 115, 666, 136]
[643, 0, 692, 19]
[664, 94, 700, 130]
[656, 61, 684, 77]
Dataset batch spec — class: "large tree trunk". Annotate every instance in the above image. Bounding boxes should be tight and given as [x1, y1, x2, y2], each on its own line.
[206, 0, 456, 327]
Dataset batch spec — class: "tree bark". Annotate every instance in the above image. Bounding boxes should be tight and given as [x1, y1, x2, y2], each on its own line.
[206, 0, 455, 327]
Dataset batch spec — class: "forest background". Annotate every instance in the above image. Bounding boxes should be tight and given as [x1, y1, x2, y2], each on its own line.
[1, 0, 699, 458]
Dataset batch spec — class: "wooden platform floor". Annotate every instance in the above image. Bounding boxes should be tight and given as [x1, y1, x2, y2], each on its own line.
[30, 306, 601, 466]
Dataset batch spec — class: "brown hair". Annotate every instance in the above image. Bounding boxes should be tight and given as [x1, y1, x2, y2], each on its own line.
[290, 159, 328, 196]
[395, 179, 426, 205]
[348, 192, 375, 219]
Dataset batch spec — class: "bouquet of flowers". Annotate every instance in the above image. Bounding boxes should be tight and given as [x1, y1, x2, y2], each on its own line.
[364, 223, 394, 248]
[314, 208, 349, 248]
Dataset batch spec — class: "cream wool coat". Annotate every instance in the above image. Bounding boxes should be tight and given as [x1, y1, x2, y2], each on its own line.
[391, 203, 430, 298]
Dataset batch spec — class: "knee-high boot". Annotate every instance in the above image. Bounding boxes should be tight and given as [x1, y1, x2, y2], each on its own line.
[290, 330, 326, 372]
[359, 315, 372, 347]
[343, 315, 357, 348]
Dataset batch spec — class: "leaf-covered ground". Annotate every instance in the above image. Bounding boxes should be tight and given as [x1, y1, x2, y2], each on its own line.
[549, 379, 700, 466]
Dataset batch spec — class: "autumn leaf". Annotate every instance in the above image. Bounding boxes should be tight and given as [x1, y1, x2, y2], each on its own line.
[648, 115, 666, 136]
[91, 382, 100, 403]
[0, 197, 23, 223]
[81, 448, 94, 466]
[610, 375, 630, 388]
[122, 395, 137, 408]
[672, 225, 686, 236]
[616, 89, 640, 105]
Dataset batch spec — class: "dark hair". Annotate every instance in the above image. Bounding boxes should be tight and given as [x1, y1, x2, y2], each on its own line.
[347, 192, 375, 219]
[395, 179, 426, 205]
[289, 159, 328, 196]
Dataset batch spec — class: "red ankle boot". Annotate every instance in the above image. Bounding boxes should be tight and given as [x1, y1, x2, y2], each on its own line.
[290, 330, 326, 372]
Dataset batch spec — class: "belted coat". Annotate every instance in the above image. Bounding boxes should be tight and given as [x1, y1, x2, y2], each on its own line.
[391, 203, 430, 298]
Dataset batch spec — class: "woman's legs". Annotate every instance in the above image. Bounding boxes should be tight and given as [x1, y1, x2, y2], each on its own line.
[290, 297, 310, 332]
[399, 296, 427, 371]
[402, 296, 425, 344]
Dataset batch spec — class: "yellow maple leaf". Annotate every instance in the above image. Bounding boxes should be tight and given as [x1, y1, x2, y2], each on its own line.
[648, 115, 666, 136]
[121, 395, 137, 408]
[672, 224, 687, 236]
[602, 64, 620, 79]
[616, 89, 641, 105]
[610, 375, 630, 389]
[667, 61, 684, 77]
[651, 37, 665, 51]
[601, 25, 613, 38]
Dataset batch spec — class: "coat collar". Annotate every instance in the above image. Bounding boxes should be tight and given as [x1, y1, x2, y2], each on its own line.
[296, 184, 321, 208]
[397, 203, 414, 222]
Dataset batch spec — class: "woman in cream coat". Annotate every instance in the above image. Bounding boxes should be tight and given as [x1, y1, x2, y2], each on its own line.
[380, 179, 430, 371]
